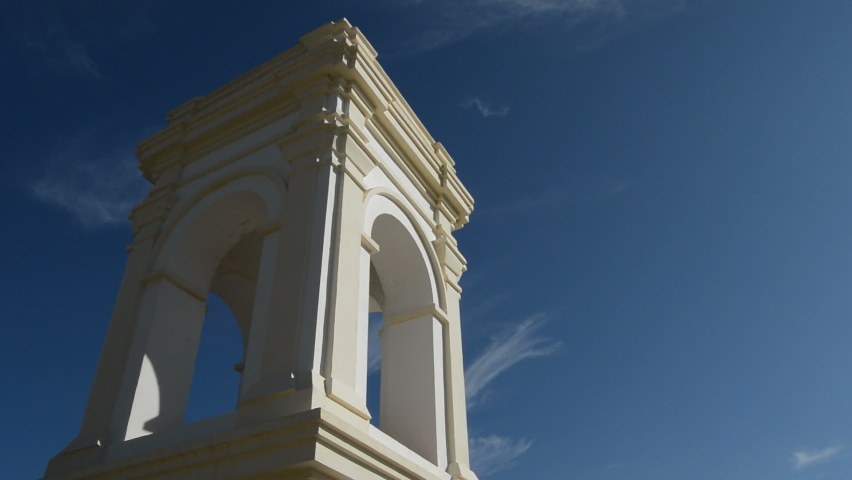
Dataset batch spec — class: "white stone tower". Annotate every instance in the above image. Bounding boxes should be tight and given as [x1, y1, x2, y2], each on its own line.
[42, 19, 478, 480]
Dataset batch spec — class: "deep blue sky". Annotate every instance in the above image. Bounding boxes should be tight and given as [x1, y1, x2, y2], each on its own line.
[3, 0, 852, 478]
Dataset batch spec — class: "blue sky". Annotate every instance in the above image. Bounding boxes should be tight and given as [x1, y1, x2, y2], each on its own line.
[3, 0, 852, 478]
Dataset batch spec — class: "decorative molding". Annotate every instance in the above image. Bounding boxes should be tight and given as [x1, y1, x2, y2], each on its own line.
[141, 268, 208, 303]
[325, 379, 371, 420]
[383, 303, 449, 329]
[360, 233, 380, 255]
[257, 220, 283, 236]
[135, 19, 473, 232]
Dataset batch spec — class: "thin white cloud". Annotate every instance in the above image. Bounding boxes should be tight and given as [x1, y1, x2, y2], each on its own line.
[28, 129, 151, 228]
[4, 1, 162, 78]
[49, 40, 101, 78]
[5, 2, 102, 78]
[384, 0, 690, 55]
[397, 0, 626, 53]
[31, 156, 145, 227]
[462, 97, 510, 118]
[469, 435, 532, 476]
[465, 312, 562, 407]
[793, 446, 842, 470]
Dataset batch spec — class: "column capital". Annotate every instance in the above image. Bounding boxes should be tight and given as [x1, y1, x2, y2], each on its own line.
[141, 268, 208, 303]
[360, 233, 380, 255]
[383, 303, 449, 329]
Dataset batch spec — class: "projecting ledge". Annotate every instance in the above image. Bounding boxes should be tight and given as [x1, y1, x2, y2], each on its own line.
[42, 408, 455, 480]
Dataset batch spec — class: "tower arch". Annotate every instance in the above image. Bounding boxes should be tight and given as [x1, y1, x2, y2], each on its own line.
[359, 191, 449, 468]
[116, 172, 286, 441]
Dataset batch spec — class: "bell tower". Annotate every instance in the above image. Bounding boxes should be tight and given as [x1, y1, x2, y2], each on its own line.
[43, 19, 477, 480]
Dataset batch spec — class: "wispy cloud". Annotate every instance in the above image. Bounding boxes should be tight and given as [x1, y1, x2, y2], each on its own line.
[793, 446, 842, 470]
[463, 97, 510, 118]
[465, 312, 562, 408]
[470, 435, 533, 476]
[4, 0, 163, 78]
[28, 128, 151, 228]
[390, 0, 629, 53]
[5, 3, 101, 78]
[53, 41, 101, 77]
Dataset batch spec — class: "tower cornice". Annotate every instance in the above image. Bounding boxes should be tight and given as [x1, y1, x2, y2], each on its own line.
[136, 18, 473, 230]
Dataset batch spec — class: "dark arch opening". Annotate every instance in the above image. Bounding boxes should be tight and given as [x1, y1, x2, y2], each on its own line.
[185, 292, 244, 424]
[186, 229, 264, 424]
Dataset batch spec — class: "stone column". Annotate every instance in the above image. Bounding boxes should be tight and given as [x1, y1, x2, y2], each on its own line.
[121, 271, 207, 440]
[238, 221, 298, 401]
[323, 159, 373, 420]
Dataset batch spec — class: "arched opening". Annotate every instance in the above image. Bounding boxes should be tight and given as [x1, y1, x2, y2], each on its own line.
[122, 178, 280, 441]
[185, 229, 264, 424]
[361, 197, 448, 468]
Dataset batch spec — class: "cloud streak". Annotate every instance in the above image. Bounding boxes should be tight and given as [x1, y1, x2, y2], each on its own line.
[793, 446, 842, 470]
[31, 156, 146, 227]
[4, 0, 163, 78]
[469, 435, 533, 476]
[5, 2, 102, 78]
[463, 97, 510, 118]
[465, 312, 562, 407]
[28, 128, 151, 228]
[391, 0, 629, 53]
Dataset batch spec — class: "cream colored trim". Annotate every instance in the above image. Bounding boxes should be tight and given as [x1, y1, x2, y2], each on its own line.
[340, 161, 368, 192]
[136, 19, 473, 230]
[150, 167, 288, 261]
[325, 379, 371, 420]
[142, 268, 208, 303]
[445, 275, 463, 295]
[384, 303, 449, 329]
[363, 122, 440, 232]
[360, 233, 380, 255]
[362, 187, 446, 311]
[257, 220, 283, 236]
